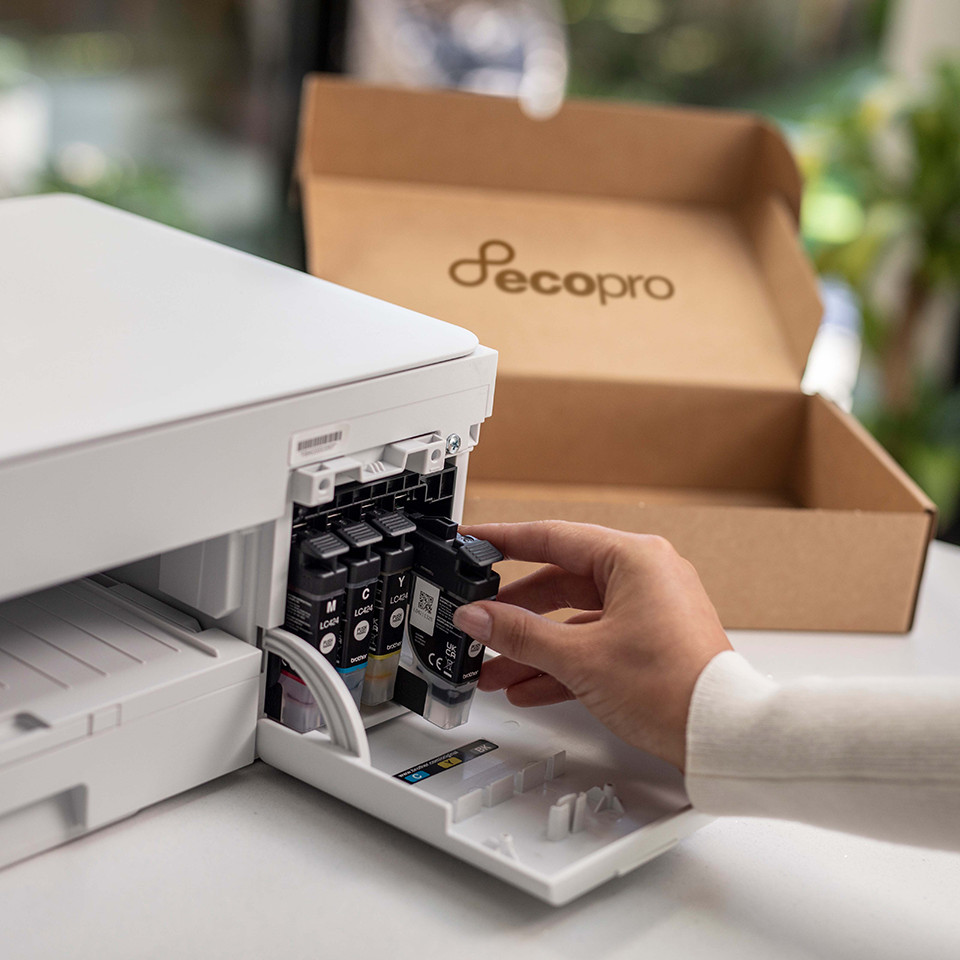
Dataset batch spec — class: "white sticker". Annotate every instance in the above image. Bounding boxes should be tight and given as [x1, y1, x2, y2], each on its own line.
[289, 422, 350, 467]
[353, 620, 370, 642]
[389, 608, 406, 629]
[468, 640, 483, 658]
[319, 632, 337, 655]
[409, 577, 441, 637]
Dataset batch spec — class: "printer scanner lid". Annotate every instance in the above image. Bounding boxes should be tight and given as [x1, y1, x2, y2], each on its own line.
[0, 194, 480, 463]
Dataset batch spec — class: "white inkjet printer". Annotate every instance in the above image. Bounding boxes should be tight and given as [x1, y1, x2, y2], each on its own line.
[0, 194, 708, 905]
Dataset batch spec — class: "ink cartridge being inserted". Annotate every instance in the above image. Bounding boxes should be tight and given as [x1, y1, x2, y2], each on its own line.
[363, 510, 417, 706]
[280, 530, 349, 731]
[394, 514, 502, 729]
[331, 519, 383, 708]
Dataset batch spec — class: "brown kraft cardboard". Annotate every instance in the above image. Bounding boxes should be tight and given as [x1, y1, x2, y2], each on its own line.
[295, 76, 935, 633]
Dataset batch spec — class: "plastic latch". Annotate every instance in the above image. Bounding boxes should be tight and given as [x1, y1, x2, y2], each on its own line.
[458, 537, 503, 569]
[383, 433, 446, 475]
[368, 510, 417, 540]
[300, 532, 349, 562]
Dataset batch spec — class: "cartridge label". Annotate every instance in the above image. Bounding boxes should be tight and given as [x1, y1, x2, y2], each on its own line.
[408, 577, 486, 685]
[409, 576, 441, 636]
[371, 570, 412, 657]
[284, 591, 343, 665]
[395, 739, 499, 784]
[340, 583, 376, 669]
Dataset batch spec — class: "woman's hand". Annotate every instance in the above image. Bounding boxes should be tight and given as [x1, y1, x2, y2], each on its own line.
[453, 521, 732, 769]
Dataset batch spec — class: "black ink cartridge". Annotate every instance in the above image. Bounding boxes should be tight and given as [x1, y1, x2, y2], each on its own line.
[396, 514, 502, 729]
[331, 519, 383, 708]
[362, 510, 417, 706]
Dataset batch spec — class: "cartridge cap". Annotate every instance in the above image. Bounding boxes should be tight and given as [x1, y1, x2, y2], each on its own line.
[369, 510, 416, 573]
[300, 531, 349, 562]
[368, 510, 417, 540]
[458, 536, 502, 570]
[333, 520, 383, 551]
[408, 513, 501, 603]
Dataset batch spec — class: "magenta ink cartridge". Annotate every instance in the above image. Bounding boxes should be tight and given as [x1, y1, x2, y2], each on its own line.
[394, 515, 502, 729]
[362, 510, 417, 706]
[331, 519, 383, 708]
[283, 530, 349, 660]
[279, 530, 350, 730]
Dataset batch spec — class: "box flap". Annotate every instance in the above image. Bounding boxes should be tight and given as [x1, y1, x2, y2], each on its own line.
[297, 77, 822, 391]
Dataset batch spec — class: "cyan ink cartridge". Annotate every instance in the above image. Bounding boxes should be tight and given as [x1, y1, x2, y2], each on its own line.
[331, 519, 383, 708]
[394, 515, 502, 729]
[362, 510, 417, 706]
[283, 530, 349, 661]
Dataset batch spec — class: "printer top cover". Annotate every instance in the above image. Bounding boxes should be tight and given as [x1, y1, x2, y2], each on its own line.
[0, 194, 479, 463]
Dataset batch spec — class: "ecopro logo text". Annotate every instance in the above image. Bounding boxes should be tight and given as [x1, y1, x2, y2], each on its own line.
[448, 240, 675, 306]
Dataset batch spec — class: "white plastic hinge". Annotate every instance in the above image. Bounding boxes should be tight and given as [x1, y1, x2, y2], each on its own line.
[383, 433, 446, 475]
[288, 434, 446, 507]
[289, 459, 354, 507]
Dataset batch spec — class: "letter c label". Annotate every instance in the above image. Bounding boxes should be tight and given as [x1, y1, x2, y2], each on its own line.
[530, 270, 561, 294]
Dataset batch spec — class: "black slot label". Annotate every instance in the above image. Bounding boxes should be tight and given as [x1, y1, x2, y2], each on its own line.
[408, 576, 485, 685]
[340, 582, 376, 669]
[284, 591, 343, 665]
[371, 569, 412, 657]
[395, 739, 499, 784]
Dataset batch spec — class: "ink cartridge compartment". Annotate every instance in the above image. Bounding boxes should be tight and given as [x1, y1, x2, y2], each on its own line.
[258, 458, 706, 906]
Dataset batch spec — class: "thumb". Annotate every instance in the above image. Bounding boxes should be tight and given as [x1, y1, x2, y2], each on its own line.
[453, 601, 574, 679]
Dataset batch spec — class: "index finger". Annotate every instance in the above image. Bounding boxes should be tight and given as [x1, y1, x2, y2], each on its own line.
[458, 520, 621, 580]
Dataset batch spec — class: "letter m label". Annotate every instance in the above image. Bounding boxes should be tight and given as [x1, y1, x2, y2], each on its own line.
[326, 599, 338, 613]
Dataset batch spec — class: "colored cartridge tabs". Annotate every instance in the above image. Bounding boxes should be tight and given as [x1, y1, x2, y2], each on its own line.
[363, 510, 417, 706]
[397, 514, 502, 729]
[332, 519, 383, 707]
[284, 530, 349, 663]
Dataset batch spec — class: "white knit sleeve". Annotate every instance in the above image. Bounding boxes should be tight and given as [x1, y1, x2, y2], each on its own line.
[684, 651, 960, 851]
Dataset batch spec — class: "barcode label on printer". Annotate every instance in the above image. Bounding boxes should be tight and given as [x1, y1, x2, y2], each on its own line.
[289, 422, 350, 466]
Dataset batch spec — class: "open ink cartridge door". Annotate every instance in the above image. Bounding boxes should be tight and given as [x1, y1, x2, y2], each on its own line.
[255, 626, 710, 906]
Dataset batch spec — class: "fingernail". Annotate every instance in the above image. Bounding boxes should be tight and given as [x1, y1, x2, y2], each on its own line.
[453, 604, 492, 641]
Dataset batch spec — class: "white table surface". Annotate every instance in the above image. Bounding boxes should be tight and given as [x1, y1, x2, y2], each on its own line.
[2, 541, 959, 960]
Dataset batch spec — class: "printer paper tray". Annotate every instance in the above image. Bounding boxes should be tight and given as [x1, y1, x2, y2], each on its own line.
[0, 579, 261, 868]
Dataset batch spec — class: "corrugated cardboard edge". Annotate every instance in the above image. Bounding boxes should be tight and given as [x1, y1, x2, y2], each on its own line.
[296, 75, 802, 219]
[810, 395, 937, 631]
[463, 498, 931, 633]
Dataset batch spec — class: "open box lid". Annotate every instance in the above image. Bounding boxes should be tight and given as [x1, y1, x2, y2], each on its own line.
[296, 76, 823, 393]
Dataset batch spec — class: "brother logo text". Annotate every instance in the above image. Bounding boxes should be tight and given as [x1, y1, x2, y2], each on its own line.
[448, 240, 675, 306]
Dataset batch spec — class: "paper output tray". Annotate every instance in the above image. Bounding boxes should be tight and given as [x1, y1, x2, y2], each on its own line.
[258, 629, 710, 906]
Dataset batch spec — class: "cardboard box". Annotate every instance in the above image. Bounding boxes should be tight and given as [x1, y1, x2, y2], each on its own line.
[295, 76, 935, 632]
